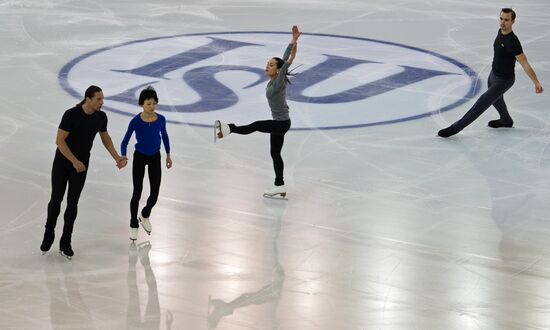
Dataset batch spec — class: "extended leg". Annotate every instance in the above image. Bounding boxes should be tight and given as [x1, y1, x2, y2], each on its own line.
[439, 72, 514, 137]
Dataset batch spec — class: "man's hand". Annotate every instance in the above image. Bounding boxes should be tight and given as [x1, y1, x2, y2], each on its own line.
[72, 160, 86, 173]
[117, 156, 128, 169]
[535, 82, 544, 94]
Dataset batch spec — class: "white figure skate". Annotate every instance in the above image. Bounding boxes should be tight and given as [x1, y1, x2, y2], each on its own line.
[214, 120, 230, 142]
[139, 216, 152, 235]
[263, 185, 287, 199]
[129, 227, 138, 241]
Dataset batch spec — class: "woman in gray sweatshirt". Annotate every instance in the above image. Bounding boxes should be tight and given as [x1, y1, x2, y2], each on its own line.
[215, 25, 301, 199]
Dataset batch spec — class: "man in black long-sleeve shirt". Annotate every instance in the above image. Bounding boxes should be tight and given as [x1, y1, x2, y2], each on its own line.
[438, 8, 544, 138]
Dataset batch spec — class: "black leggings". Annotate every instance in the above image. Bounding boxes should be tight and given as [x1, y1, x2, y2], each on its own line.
[130, 151, 161, 228]
[45, 154, 88, 246]
[452, 70, 515, 131]
[229, 119, 291, 186]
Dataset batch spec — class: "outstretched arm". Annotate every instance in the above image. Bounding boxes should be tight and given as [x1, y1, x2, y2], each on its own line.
[100, 131, 128, 169]
[516, 53, 544, 94]
[287, 25, 301, 65]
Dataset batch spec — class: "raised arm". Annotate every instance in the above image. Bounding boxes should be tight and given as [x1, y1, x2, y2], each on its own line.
[271, 26, 302, 90]
[516, 53, 544, 94]
[287, 25, 301, 65]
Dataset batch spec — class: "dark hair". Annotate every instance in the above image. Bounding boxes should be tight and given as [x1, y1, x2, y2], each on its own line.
[78, 85, 102, 106]
[501, 8, 516, 21]
[273, 57, 297, 85]
[138, 86, 159, 105]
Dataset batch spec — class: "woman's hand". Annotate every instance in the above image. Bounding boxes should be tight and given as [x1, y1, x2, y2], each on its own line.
[288, 25, 301, 64]
[291, 25, 301, 44]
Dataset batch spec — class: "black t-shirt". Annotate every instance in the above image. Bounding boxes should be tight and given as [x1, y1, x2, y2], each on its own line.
[492, 29, 523, 79]
[56, 105, 108, 164]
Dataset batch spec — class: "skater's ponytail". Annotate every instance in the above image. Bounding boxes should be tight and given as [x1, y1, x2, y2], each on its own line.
[78, 85, 102, 106]
[273, 57, 300, 85]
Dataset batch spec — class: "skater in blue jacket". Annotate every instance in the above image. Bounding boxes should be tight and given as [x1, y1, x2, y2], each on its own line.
[121, 86, 172, 241]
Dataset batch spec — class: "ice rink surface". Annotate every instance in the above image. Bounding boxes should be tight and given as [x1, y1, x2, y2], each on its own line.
[1, 1, 550, 329]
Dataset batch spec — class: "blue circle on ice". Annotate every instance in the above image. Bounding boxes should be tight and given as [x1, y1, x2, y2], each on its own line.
[59, 32, 480, 130]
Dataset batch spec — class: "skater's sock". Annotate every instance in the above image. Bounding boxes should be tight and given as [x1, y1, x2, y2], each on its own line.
[488, 119, 513, 128]
[438, 126, 459, 138]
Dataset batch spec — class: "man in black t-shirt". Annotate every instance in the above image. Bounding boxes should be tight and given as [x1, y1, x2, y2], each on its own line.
[438, 8, 544, 138]
[40, 85, 128, 259]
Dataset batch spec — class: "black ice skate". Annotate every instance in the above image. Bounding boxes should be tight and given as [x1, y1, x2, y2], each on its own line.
[40, 231, 55, 255]
[59, 244, 74, 260]
[488, 119, 514, 128]
[438, 126, 459, 138]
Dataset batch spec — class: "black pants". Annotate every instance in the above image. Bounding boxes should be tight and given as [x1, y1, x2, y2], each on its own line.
[130, 151, 161, 228]
[229, 119, 291, 186]
[452, 70, 515, 131]
[44, 154, 88, 246]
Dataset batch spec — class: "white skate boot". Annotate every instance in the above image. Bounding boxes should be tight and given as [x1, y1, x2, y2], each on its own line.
[214, 120, 230, 141]
[263, 185, 287, 199]
[139, 216, 152, 235]
[129, 227, 138, 241]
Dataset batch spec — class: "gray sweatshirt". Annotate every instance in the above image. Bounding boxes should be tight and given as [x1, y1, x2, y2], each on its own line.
[265, 44, 292, 121]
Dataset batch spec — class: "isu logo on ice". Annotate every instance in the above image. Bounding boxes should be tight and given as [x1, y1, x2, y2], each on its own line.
[59, 32, 480, 130]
